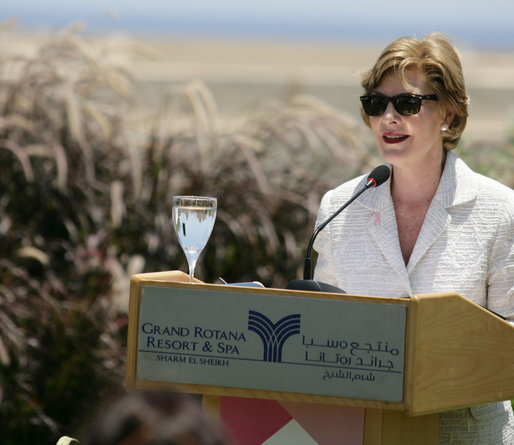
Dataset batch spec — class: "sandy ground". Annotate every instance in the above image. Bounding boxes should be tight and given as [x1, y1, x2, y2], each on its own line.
[2, 31, 514, 142]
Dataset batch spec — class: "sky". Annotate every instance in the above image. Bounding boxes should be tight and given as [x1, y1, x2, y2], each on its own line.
[2, 0, 514, 50]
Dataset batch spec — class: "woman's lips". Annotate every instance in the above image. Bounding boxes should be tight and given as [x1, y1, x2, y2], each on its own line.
[382, 132, 409, 144]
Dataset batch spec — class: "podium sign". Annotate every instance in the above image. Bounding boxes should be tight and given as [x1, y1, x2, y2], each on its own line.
[135, 284, 406, 402]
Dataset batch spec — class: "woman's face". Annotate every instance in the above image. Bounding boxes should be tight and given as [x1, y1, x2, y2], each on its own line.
[369, 69, 448, 171]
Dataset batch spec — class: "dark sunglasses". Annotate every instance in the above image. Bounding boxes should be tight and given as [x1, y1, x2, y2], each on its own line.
[360, 93, 438, 116]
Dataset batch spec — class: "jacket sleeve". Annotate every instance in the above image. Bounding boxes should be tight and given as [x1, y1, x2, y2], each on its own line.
[487, 203, 514, 323]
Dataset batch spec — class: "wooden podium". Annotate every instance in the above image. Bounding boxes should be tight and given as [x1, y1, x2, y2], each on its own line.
[125, 271, 514, 445]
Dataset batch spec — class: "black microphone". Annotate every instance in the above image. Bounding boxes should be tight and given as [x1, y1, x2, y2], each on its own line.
[285, 163, 391, 292]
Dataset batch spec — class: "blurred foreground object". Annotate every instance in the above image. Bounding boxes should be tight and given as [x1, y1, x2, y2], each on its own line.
[81, 390, 228, 445]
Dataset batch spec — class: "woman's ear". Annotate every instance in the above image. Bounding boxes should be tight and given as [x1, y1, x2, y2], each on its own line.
[443, 108, 455, 128]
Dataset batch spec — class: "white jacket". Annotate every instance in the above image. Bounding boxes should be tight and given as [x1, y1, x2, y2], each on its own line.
[313, 151, 514, 443]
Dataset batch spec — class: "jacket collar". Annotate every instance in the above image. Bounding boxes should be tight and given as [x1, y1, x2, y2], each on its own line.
[432, 151, 478, 208]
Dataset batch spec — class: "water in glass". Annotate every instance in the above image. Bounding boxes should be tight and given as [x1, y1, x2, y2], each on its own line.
[172, 196, 217, 282]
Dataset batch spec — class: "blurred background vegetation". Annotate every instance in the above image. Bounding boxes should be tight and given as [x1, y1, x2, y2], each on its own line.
[0, 26, 512, 444]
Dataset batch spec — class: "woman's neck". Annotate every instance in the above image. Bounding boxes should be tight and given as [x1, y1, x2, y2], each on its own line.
[390, 151, 446, 206]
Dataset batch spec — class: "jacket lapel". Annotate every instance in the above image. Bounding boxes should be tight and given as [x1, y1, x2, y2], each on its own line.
[406, 152, 477, 272]
[406, 199, 450, 272]
[357, 179, 412, 293]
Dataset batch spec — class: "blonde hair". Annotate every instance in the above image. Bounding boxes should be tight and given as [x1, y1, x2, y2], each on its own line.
[360, 33, 468, 151]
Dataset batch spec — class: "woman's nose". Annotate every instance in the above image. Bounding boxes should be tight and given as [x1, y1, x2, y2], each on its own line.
[383, 101, 400, 121]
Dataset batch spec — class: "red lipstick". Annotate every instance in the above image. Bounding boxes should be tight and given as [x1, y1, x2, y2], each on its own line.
[382, 132, 409, 144]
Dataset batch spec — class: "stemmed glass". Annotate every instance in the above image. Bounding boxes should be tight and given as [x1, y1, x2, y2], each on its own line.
[172, 196, 217, 282]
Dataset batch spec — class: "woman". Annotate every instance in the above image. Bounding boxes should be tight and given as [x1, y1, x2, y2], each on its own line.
[313, 33, 514, 443]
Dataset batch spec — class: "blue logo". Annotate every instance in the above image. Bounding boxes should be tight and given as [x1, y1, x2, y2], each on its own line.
[248, 311, 301, 363]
